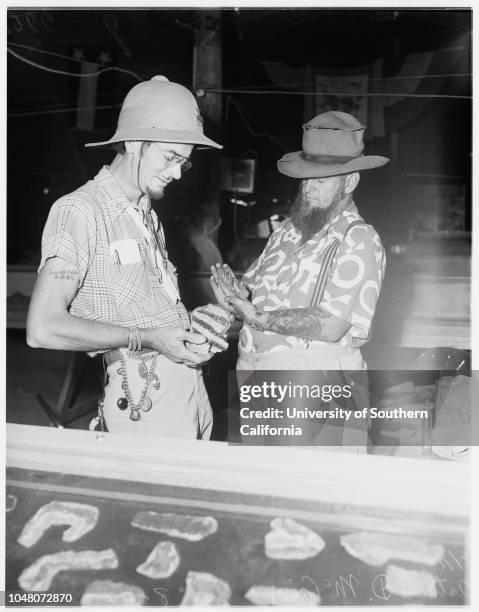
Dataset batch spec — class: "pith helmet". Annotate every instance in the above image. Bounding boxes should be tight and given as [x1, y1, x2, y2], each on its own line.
[85, 75, 222, 149]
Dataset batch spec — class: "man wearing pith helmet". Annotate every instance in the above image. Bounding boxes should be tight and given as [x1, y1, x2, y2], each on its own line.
[27, 75, 231, 438]
[211, 111, 389, 448]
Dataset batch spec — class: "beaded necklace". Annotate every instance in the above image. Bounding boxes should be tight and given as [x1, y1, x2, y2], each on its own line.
[116, 353, 159, 421]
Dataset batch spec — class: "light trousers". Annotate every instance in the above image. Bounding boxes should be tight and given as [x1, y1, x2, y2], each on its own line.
[102, 349, 213, 439]
[237, 344, 368, 453]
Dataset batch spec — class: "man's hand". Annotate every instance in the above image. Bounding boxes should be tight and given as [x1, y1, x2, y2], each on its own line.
[144, 327, 213, 367]
[209, 264, 264, 329]
[225, 294, 263, 328]
[210, 263, 350, 341]
[209, 263, 248, 313]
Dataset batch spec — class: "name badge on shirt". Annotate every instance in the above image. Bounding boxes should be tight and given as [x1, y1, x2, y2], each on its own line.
[110, 239, 142, 265]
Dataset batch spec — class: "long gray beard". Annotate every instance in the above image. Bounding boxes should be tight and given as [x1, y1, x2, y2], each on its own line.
[290, 191, 347, 242]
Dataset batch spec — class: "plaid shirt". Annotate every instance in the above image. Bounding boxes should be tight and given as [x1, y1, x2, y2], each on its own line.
[39, 166, 190, 330]
[239, 202, 386, 354]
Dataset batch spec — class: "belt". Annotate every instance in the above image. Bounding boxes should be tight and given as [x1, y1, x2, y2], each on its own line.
[103, 348, 157, 367]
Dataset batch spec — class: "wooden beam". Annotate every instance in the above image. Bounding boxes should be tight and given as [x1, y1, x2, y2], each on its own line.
[192, 10, 222, 242]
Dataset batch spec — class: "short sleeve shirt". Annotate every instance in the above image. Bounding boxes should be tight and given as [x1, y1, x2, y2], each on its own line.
[39, 166, 190, 330]
[239, 202, 386, 354]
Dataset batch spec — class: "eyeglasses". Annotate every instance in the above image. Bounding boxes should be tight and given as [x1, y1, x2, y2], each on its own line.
[152, 144, 193, 172]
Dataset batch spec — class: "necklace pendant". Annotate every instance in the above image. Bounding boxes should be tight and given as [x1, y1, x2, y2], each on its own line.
[130, 408, 141, 422]
[117, 397, 128, 411]
[140, 396, 152, 412]
[152, 375, 161, 390]
[138, 361, 148, 378]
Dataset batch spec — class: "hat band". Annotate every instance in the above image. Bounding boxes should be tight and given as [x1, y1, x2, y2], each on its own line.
[119, 104, 202, 132]
[301, 152, 363, 164]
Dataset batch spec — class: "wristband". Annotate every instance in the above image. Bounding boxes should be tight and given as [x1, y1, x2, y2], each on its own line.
[128, 328, 135, 351]
[245, 311, 264, 331]
[128, 327, 143, 352]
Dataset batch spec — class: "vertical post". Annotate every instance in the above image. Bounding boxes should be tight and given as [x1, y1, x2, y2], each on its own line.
[465, 31, 472, 232]
[76, 62, 99, 131]
[193, 10, 223, 242]
[389, 36, 405, 244]
[303, 63, 315, 123]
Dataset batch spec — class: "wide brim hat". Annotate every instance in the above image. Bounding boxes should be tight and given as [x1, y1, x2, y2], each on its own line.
[85, 76, 222, 150]
[277, 111, 389, 178]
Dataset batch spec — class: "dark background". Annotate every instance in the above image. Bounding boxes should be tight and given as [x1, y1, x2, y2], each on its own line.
[7, 8, 471, 269]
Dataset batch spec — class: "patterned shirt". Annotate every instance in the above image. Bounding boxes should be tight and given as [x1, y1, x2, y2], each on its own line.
[39, 166, 190, 331]
[239, 201, 386, 354]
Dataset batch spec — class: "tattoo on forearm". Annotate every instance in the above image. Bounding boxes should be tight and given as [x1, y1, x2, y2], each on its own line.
[261, 307, 331, 339]
[47, 269, 78, 281]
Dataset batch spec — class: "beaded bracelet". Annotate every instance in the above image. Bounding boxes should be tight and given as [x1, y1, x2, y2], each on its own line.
[127, 328, 134, 351]
[244, 311, 264, 331]
[128, 327, 143, 352]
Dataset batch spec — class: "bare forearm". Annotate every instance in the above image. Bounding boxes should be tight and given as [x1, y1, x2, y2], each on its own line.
[253, 307, 350, 342]
[213, 262, 350, 342]
[26, 307, 210, 368]
[27, 310, 131, 351]
[26, 259, 206, 364]
[28, 261, 137, 351]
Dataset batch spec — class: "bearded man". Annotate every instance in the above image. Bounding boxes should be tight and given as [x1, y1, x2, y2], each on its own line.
[211, 111, 389, 448]
[212, 110, 388, 370]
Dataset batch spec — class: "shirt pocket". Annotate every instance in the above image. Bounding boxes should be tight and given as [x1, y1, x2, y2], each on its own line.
[109, 261, 151, 307]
